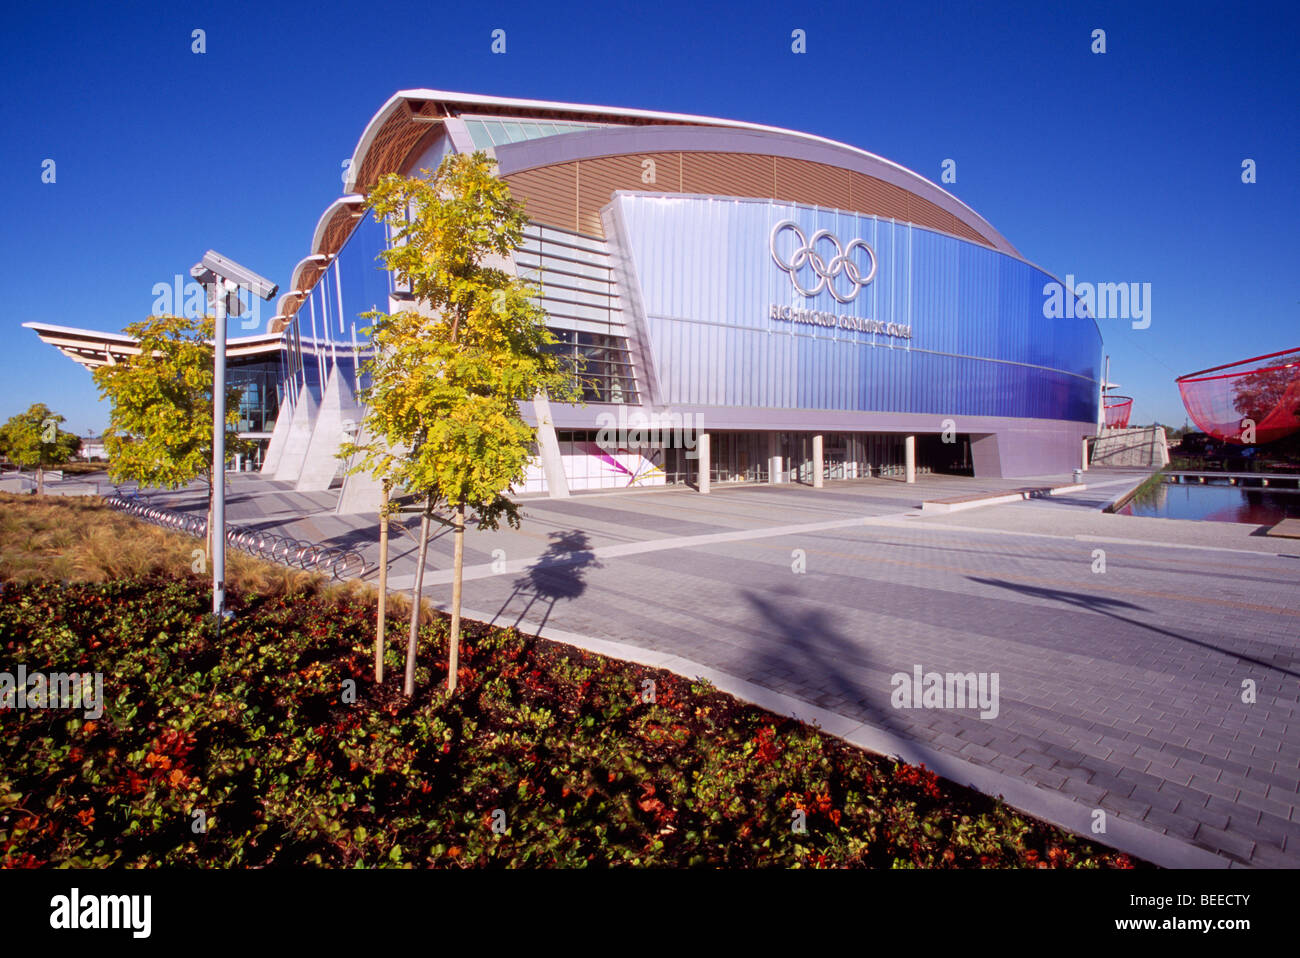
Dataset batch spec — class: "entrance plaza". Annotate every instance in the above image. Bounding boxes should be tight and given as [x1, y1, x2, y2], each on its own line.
[133, 468, 1300, 868]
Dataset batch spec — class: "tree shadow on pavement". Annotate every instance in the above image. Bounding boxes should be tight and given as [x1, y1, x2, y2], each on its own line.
[738, 584, 978, 789]
[493, 530, 601, 636]
[966, 576, 1299, 680]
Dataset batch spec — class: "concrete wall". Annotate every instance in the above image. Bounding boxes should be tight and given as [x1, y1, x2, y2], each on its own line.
[1090, 426, 1170, 469]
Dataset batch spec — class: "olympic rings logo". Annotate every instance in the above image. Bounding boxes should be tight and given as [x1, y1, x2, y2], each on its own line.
[770, 220, 877, 304]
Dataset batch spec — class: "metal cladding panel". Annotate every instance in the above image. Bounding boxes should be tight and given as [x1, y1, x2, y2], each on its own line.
[505, 163, 578, 232]
[681, 152, 773, 198]
[774, 157, 851, 210]
[613, 194, 1100, 423]
[849, 171, 911, 221]
[404, 130, 454, 176]
[578, 154, 648, 235]
[956, 239, 995, 358]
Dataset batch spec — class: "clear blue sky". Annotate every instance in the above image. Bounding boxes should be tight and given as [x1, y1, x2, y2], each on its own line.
[3, 0, 1296, 433]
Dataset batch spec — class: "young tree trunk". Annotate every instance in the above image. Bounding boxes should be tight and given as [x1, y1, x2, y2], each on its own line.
[447, 501, 465, 693]
[402, 497, 432, 697]
[447, 501, 467, 696]
[375, 481, 390, 684]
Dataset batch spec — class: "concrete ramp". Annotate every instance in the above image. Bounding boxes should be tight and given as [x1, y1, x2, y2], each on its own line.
[1266, 518, 1300, 539]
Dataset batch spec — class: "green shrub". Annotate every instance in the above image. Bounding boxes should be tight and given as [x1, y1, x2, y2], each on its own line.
[0, 575, 1141, 868]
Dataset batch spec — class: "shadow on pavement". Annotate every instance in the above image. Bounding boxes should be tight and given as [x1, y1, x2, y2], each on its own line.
[967, 576, 1299, 679]
[494, 530, 601, 635]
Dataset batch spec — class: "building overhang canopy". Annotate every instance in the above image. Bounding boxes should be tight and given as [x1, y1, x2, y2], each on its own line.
[22, 321, 284, 370]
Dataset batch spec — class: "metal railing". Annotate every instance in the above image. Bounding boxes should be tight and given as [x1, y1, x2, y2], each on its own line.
[103, 495, 367, 581]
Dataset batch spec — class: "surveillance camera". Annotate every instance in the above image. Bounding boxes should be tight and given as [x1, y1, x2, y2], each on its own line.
[195, 250, 278, 301]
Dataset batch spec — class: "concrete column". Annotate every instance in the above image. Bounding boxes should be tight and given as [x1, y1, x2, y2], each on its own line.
[297, 365, 362, 492]
[335, 418, 387, 515]
[767, 432, 782, 484]
[904, 434, 916, 484]
[532, 393, 569, 498]
[273, 384, 319, 483]
[260, 392, 294, 474]
[1081, 436, 1090, 471]
[698, 432, 711, 495]
[812, 434, 824, 489]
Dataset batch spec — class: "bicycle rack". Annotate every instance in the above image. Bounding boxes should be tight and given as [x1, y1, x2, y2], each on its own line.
[103, 495, 367, 582]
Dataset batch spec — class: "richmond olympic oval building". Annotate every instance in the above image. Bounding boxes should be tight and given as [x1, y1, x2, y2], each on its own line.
[254, 90, 1103, 511]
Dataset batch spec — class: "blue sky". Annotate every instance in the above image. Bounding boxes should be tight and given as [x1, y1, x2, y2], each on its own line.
[3, 0, 1296, 433]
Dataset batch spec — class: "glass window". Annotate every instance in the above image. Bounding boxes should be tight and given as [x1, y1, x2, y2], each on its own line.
[229, 359, 282, 433]
[465, 120, 493, 149]
[542, 327, 638, 404]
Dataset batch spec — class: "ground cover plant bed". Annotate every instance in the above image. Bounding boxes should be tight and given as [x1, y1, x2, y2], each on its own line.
[0, 495, 1143, 868]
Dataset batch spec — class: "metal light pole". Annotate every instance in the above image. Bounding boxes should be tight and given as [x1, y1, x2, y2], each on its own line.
[190, 251, 278, 621]
[211, 279, 229, 617]
[1099, 354, 1111, 436]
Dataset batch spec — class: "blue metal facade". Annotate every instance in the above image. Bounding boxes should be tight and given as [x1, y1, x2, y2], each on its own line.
[612, 195, 1101, 424]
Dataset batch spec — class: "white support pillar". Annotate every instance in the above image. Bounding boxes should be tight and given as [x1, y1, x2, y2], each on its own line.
[813, 434, 824, 489]
[904, 434, 916, 484]
[698, 432, 711, 495]
[273, 384, 319, 483]
[1081, 436, 1090, 471]
[297, 365, 361, 492]
[260, 392, 294, 474]
[768, 432, 783, 484]
[532, 393, 569, 498]
[335, 418, 386, 515]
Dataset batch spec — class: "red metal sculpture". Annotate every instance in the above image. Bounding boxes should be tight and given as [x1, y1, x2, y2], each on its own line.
[1103, 395, 1133, 429]
[1177, 348, 1300, 444]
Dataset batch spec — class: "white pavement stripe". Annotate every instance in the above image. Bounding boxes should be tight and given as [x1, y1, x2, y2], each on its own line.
[863, 517, 1300, 558]
[388, 502, 1297, 592]
[386, 511, 919, 589]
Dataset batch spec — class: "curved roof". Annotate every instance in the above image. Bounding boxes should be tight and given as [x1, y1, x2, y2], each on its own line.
[341, 89, 1018, 256]
[492, 124, 1011, 253]
[290, 254, 330, 296]
[311, 195, 365, 257]
[22, 321, 282, 370]
[279, 90, 1032, 333]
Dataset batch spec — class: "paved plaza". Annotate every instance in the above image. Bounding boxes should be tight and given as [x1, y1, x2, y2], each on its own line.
[126, 469, 1300, 868]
